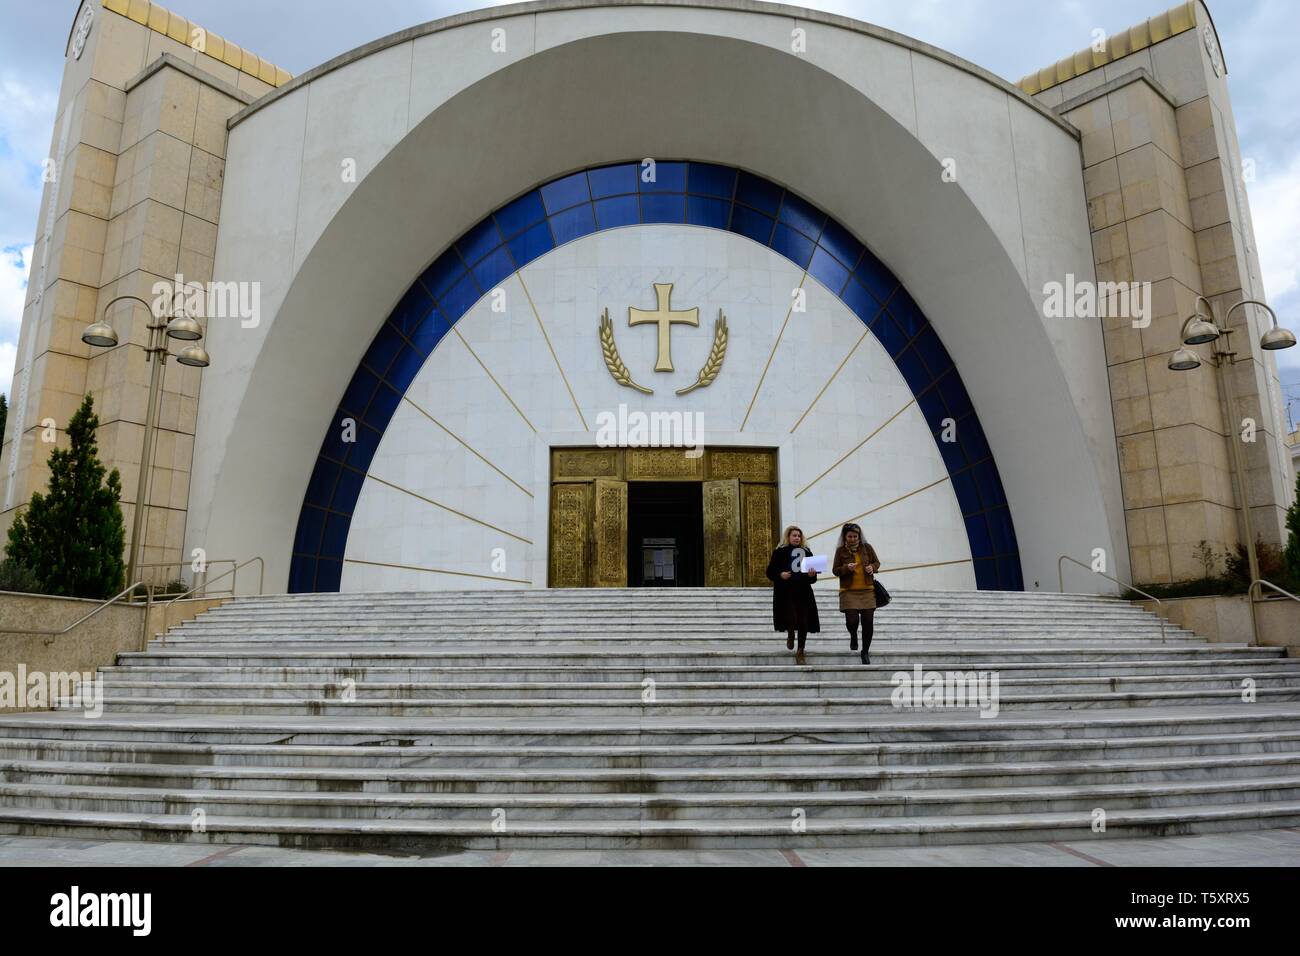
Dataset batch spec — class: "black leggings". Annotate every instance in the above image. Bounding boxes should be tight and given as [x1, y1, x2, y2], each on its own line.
[786, 629, 808, 650]
[844, 610, 874, 649]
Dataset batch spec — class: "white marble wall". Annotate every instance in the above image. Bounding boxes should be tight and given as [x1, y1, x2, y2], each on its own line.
[341, 225, 975, 592]
[193, 3, 1123, 594]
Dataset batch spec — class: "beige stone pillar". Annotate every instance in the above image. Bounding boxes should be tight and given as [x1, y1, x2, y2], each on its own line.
[1021, 0, 1295, 585]
[0, 0, 287, 586]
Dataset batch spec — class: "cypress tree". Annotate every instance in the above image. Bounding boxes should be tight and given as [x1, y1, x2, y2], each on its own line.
[5, 394, 126, 599]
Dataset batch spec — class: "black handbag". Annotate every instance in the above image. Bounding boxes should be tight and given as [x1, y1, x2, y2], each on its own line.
[873, 577, 892, 608]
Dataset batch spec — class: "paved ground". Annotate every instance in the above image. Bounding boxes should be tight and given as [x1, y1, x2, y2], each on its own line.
[2, 828, 1298, 866]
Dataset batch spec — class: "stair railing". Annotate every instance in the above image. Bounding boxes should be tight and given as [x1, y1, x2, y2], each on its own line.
[156, 557, 265, 646]
[0, 581, 153, 650]
[1250, 579, 1300, 603]
[1057, 555, 1166, 643]
[1246, 578, 1298, 650]
[132, 558, 240, 597]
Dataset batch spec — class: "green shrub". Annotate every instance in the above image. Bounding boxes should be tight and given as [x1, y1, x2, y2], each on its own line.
[0, 558, 41, 594]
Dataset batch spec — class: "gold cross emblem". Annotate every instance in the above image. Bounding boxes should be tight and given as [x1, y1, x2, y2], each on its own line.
[629, 283, 699, 372]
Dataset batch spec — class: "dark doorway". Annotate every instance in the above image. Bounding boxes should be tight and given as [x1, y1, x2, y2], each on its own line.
[627, 482, 704, 587]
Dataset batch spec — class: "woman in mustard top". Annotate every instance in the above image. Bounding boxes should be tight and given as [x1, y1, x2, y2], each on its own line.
[831, 522, 881, 665]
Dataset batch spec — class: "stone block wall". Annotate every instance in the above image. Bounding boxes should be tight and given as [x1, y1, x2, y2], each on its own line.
[0, 1, 286, 585]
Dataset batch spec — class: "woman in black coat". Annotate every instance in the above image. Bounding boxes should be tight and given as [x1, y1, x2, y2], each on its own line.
[766, 525, 821, 665]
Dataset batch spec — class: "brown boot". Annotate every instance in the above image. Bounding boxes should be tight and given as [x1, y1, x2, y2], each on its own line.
[786, 631, 795, 651]
[795, 649, 807, 666]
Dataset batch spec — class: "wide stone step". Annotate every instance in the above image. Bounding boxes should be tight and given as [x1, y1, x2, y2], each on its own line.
[219, 597, 1133, 609]
[72, 685, 1300, 716]
[205, 605, 1150, 620]
[98, 657, 1300, 683]
[6, 751, 1300, 794]
[4, 730, 1300, 770]
[160, 637, 1197, 651]
[7, 707, 1300, 747]
[159, 624, 1190, 639]
[111, 647, 1278, 669]
[175, 606, 1178, 619]
[162, 632, 1190, 647]
[91, 673, 1300, 701]
[183, 607, 1171, 621]
[185, 613, 1180, 629]
[5, 773, 1300, 824]
[2, 800, 1298, 849]
[225, 588, 1128, 601]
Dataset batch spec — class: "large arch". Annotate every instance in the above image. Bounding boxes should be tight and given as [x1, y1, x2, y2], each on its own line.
[189, 3, 1126, 594]
[288, 161, 1018, 592]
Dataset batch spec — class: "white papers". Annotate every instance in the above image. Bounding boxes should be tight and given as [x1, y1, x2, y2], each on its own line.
[800, 554, 829, 573]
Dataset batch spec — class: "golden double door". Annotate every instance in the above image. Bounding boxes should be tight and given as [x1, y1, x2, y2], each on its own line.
[548, 447, 779, 588]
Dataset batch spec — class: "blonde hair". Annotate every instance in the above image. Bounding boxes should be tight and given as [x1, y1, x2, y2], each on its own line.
[781, 525, 806, 546]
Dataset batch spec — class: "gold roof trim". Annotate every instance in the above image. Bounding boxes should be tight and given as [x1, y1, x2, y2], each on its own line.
[99, 0, 292, 87]
[1016, 0, 1197, 95]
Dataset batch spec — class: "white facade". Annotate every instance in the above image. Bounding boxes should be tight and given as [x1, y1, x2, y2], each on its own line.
[185, 1, 1126, 593]
[342, 225, 974, 591]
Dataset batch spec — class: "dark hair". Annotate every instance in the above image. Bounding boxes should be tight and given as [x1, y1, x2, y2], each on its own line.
[836, 523, 864, 551]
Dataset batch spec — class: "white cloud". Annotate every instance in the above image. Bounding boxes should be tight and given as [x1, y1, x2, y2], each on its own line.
[0, 244, 33, 399]
[1251, 157, 1300, 303]
[0, 71, 54, 404]
[0, 341, 16, 402]
[0, 76, 57, 162]
[0, 74, 57, 251]
[1247, 154, 1300, 383]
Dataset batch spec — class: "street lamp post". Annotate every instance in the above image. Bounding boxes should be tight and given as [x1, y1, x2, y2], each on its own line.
[1168, 295, 1295, 639]
[82, 294, 210, 589]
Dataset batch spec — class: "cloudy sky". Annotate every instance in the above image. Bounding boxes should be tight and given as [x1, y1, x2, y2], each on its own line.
[1, 0, 1297, 426]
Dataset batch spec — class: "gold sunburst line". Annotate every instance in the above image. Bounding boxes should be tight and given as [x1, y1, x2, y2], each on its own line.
[794, 399, 916, 498]
[788, 285, 901, 434]
[804, 475, 952, 541]
[739, 273, 807, 432]
[345, 557, 531, 586]
[515, 272, 589, 431]
[450, 325, 538, 434]
[366, 473, 532, 544]
[788, 327, 870, 435]
[401, 396, 534, 499]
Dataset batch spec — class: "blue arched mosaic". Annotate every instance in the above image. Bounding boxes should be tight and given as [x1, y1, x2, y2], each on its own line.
[288, 162, 1022, 593]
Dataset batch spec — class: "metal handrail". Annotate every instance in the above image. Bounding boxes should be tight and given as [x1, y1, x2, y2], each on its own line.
[162, 556, 264, 610]
[1251, 579, 1300, 603]
[133, 559, 239, 598]
[1058, 555, 1166, 642]
[156, 557, 264, 645]
[0, 581, 153, 649]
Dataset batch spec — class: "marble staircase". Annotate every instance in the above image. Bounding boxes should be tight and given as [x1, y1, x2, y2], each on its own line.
[1, 588, 1299, 850]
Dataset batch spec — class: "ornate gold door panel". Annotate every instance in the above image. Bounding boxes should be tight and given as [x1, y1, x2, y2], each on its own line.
[592, 479, 628, 587]
[703, 478, 742, 587]
[708, 449, 777, 483]
[625, 448, 704, 481]
[549, 482, 590, 588]
[552, 448, 621, 480]
[741, 483, 778, 587]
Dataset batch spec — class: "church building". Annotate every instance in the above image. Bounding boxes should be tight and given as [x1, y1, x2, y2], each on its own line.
[2, 0, 1292, 598]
